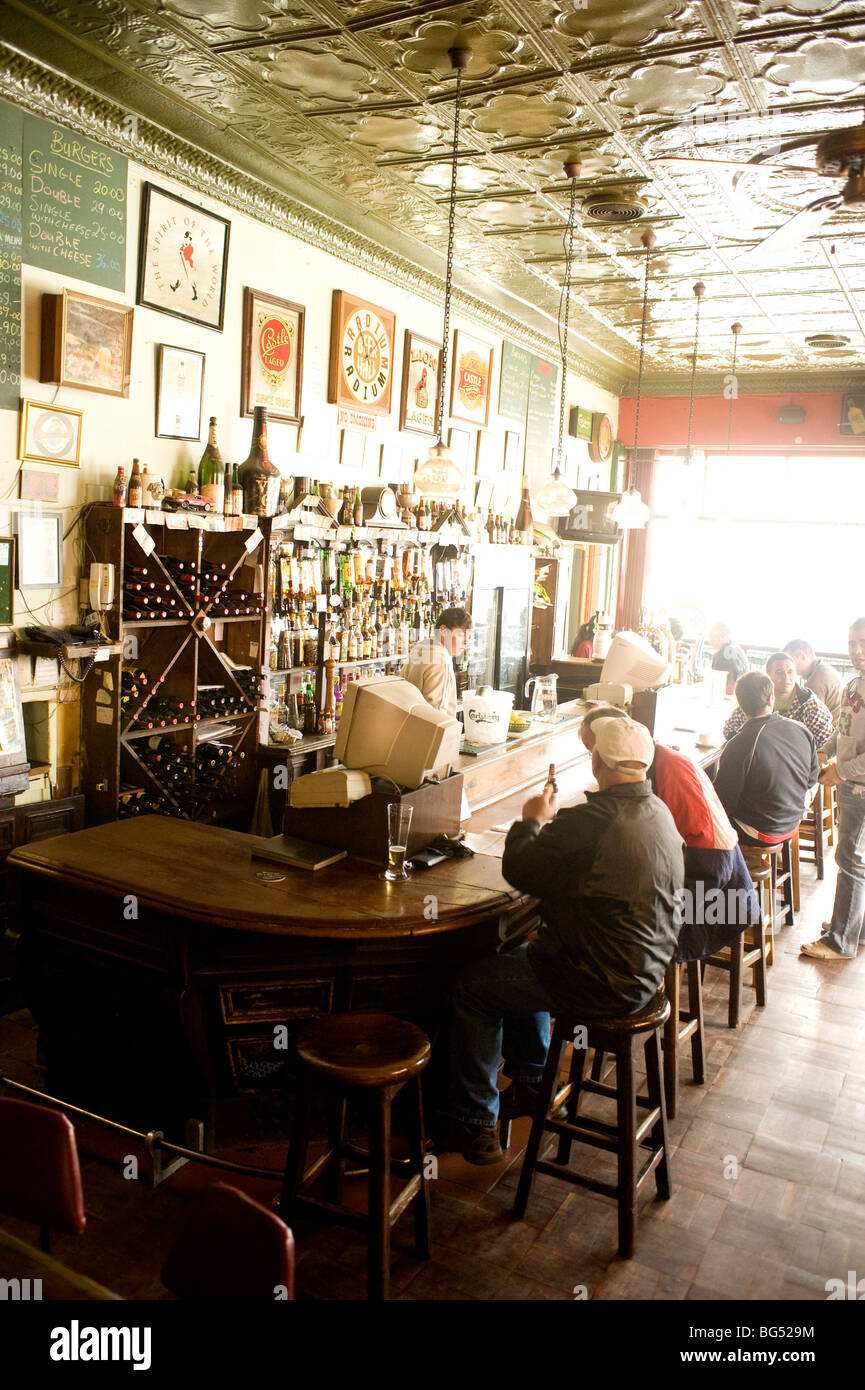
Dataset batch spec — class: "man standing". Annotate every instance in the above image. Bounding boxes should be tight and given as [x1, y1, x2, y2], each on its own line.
[723, 652, 833, 749]
[708, 622, 749, 693]
[442, 716, 683, 1164]
[402, 606, 471, 719]
[801, 617, 865, 960]
[783, 639, 843, 723]
[714, 671, 818, 846]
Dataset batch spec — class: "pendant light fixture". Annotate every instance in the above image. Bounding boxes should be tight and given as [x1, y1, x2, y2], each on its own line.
[535, 161, 581, 516]
[727, 321, 742, 453]
[414, 46, 471, 498]
[684, 280, 706, 468]
[611, 230, 654, 530]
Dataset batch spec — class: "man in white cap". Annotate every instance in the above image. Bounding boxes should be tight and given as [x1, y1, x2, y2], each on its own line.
[440, 715, 683, 1165]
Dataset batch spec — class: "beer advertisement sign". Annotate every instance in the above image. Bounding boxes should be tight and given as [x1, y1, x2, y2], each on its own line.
[241, 286, 305, 424]
[399, 329, 442, 436]
[450, 329, 494, 428]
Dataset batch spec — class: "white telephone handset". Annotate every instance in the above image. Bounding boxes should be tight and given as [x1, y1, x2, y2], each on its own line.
[89, 562, 116, 612]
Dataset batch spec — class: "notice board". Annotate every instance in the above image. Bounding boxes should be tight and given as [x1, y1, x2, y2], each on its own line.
[22, 112, 127, 290]
[0, 102, 23, 412]
[497, 337, 559, 473]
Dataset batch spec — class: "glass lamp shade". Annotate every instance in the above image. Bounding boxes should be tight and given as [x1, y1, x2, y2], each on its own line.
[414, 440, 464, 497]
[534, 470, 577, 517]
[611, 487, 650, 529]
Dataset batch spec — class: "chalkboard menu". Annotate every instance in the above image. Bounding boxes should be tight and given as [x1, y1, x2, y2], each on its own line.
[498, 339, 531, 422]
[524, 356, 559, 473]
[0, 102, 23, 413]
[22, 112, 126, 291]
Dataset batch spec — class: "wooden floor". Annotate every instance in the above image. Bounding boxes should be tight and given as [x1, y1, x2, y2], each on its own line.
[1, 855, 864, 1303]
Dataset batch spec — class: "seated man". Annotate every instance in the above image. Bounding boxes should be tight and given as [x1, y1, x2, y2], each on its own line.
[580, 707, 759, 960]
[723, 652, 833, 749]
[714, 671, 819, 846]
[708, 622, 749, 693]
[442, 716, 683, 1165]
[783, 639, 843, 724]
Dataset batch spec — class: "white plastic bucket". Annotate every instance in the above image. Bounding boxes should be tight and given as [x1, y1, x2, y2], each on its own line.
[462, 689, 515, 746]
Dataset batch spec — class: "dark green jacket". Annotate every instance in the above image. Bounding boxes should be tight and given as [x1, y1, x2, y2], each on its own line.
[502, 782, 683, 1017]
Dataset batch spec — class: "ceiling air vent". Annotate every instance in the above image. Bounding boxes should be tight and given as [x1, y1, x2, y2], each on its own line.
[581, 189, 647, 223]
[805, 333, 850, 349]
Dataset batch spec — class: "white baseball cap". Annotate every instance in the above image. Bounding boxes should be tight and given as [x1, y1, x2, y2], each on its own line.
[592, 716, 655, 773]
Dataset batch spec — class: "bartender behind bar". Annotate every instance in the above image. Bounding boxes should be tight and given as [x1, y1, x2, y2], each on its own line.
[403, 606, 472, 718]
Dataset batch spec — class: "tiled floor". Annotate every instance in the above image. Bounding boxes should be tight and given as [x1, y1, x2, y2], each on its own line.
[2, 854, 864, 1302]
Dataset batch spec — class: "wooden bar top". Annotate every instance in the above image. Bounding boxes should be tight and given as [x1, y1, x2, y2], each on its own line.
[8, 815, 525, 941]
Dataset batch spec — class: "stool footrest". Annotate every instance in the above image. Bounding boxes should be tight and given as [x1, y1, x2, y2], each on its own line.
[533, 1145, 664, 1201]
[292, 1173, 423, 1231]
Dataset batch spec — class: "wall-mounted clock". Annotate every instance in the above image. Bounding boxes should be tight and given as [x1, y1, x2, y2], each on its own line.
[328, 291, 396, 416]
[588, 411, 613, 464]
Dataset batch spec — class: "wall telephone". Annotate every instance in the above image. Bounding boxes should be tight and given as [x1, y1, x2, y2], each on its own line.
[88, 562, 116, 612]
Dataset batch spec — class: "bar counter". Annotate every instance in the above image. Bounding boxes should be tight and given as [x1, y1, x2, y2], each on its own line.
[7, 686, 728, 1141]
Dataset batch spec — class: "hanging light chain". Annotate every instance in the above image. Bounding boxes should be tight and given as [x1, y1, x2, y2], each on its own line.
[686, 281, 706, 464]
[631, 230, 655, 491]
[555, 168, 579, 472]
[435, 50, 467, 446]
[727, 321, 741, 454]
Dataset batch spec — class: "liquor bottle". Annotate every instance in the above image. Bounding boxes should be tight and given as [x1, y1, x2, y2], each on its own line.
[185, 468, 198, 496]
[339, 487, 352, 527]
[128, 459, 143, 508]
[113, 466, 127, 507]
[198, 417, 225, 513]
[237, 406, 280, 516]
[353, 488, 364, 527]
[516, 484, 533, 545]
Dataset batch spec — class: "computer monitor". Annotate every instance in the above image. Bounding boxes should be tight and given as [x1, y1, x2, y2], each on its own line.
[601, 631, 670, 691]
[334, 677, 461, 790]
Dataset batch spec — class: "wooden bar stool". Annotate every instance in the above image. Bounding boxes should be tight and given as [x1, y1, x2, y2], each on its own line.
[661, 958, 705, 1120]
[766, 837, 796, 928]
[798, 785, 831, 881]
[512, 991, 671, 1259]
[704, 851, 771, 1026]
[279, 1012, 431, 1301]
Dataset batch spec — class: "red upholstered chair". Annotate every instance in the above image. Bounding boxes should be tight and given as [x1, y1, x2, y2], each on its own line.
[162, 1183, 295, 1301]
[0, 1097, 86, 1251]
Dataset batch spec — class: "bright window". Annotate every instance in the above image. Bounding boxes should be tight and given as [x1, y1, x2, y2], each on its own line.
[646, 453, 865, 655]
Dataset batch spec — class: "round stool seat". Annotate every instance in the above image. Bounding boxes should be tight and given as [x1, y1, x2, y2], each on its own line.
[296, 1012, 431, 1089]
[582, 989, 670, 1038]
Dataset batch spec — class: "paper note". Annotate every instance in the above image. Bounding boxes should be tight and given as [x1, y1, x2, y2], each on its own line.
[245, 527, 264, 554]
[131, 523, 155, 556]
[463, 829, 508, 859]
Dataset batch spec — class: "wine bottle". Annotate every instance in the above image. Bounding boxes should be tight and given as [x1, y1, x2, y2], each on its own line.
[128, 459, 143, 508]
[516, 484, 533, 545]
[198, 417, 226, 513]
[237, 406, 280, 517]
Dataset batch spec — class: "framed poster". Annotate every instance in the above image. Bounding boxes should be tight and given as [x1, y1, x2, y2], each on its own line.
[329, 290, 396, 416]
[19, 399, 82, 467]
[379, 443, 402, 479]
[40, 290, 133, 398]
[475, 430, 499, 479]
[447, 427, 472, 480]
[155, 345, 205, 440]
[14, 512, 62, 589]
[504, 429, 523, 474]
[399, 329, 441, 436]
[241, 287, 304, 424]
[20, 470, 59, 503]
[137, 183, 230, 331]
[450, 329, 494, 428]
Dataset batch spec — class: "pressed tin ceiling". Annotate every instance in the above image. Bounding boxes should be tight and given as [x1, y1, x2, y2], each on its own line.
[3, 0, 865, 393]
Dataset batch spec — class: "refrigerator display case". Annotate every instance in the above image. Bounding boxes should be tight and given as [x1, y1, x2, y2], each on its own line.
[467, 546, 534, 706]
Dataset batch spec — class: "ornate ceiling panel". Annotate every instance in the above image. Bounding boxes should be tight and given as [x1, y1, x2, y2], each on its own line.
[3, 0, 865, 388]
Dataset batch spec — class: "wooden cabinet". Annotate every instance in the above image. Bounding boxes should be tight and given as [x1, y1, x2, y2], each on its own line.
[81, 505, 269, 827]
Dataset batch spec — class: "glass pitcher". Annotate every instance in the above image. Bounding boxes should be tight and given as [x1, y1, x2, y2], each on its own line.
[524, 673, 558, 721]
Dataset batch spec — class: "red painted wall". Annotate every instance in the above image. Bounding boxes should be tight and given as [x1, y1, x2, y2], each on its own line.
[617, 391, 864, 450]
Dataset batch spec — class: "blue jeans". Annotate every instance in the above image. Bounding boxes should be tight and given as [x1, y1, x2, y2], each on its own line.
[448, 944, 553, 1131]
[824, 782, 865, 955]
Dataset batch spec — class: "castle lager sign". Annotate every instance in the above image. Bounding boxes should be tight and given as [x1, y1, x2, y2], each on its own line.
[449, 329, 493, 428]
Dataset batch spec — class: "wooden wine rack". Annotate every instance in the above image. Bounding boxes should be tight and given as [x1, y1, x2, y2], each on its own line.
[81, 504, 270, 827]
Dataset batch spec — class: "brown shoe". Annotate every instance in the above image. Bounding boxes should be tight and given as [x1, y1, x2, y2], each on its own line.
[435, 1116, 503, 1166]
[499, 1080, 567, 1124]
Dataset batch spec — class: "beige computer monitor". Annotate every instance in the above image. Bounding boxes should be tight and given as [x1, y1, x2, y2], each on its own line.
[334, 677, 461, 789]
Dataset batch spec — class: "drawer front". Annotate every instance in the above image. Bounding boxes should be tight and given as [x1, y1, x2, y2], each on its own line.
[220, 977, 334, 1024]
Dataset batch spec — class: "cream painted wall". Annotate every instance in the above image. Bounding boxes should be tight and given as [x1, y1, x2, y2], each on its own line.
[0, 146, 619, 787]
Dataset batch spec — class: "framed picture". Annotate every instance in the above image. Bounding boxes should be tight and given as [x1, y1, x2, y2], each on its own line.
[241, 287, 304, 424]
[20, 470, 59, 503]
[19, 399, 82, 467]
[137, 182, 230, 331]
[14, 511, 62, 589]
[448, 427, 472, 479]
[379, 443, 402, 479]
[399, 329, 441, 436]
[840, 393, 865, 436]
[475, 479, 493, 511]
[340, 429, 366, 469]
[329, 290, 397, 417]
[450, 330, 494, 428]
[475, 431, 499, 479]
[155, 345, 205, 440]
[0, 539, 15, 625]
[504, 429, 523, 474]
[40, 291, 133, 398]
